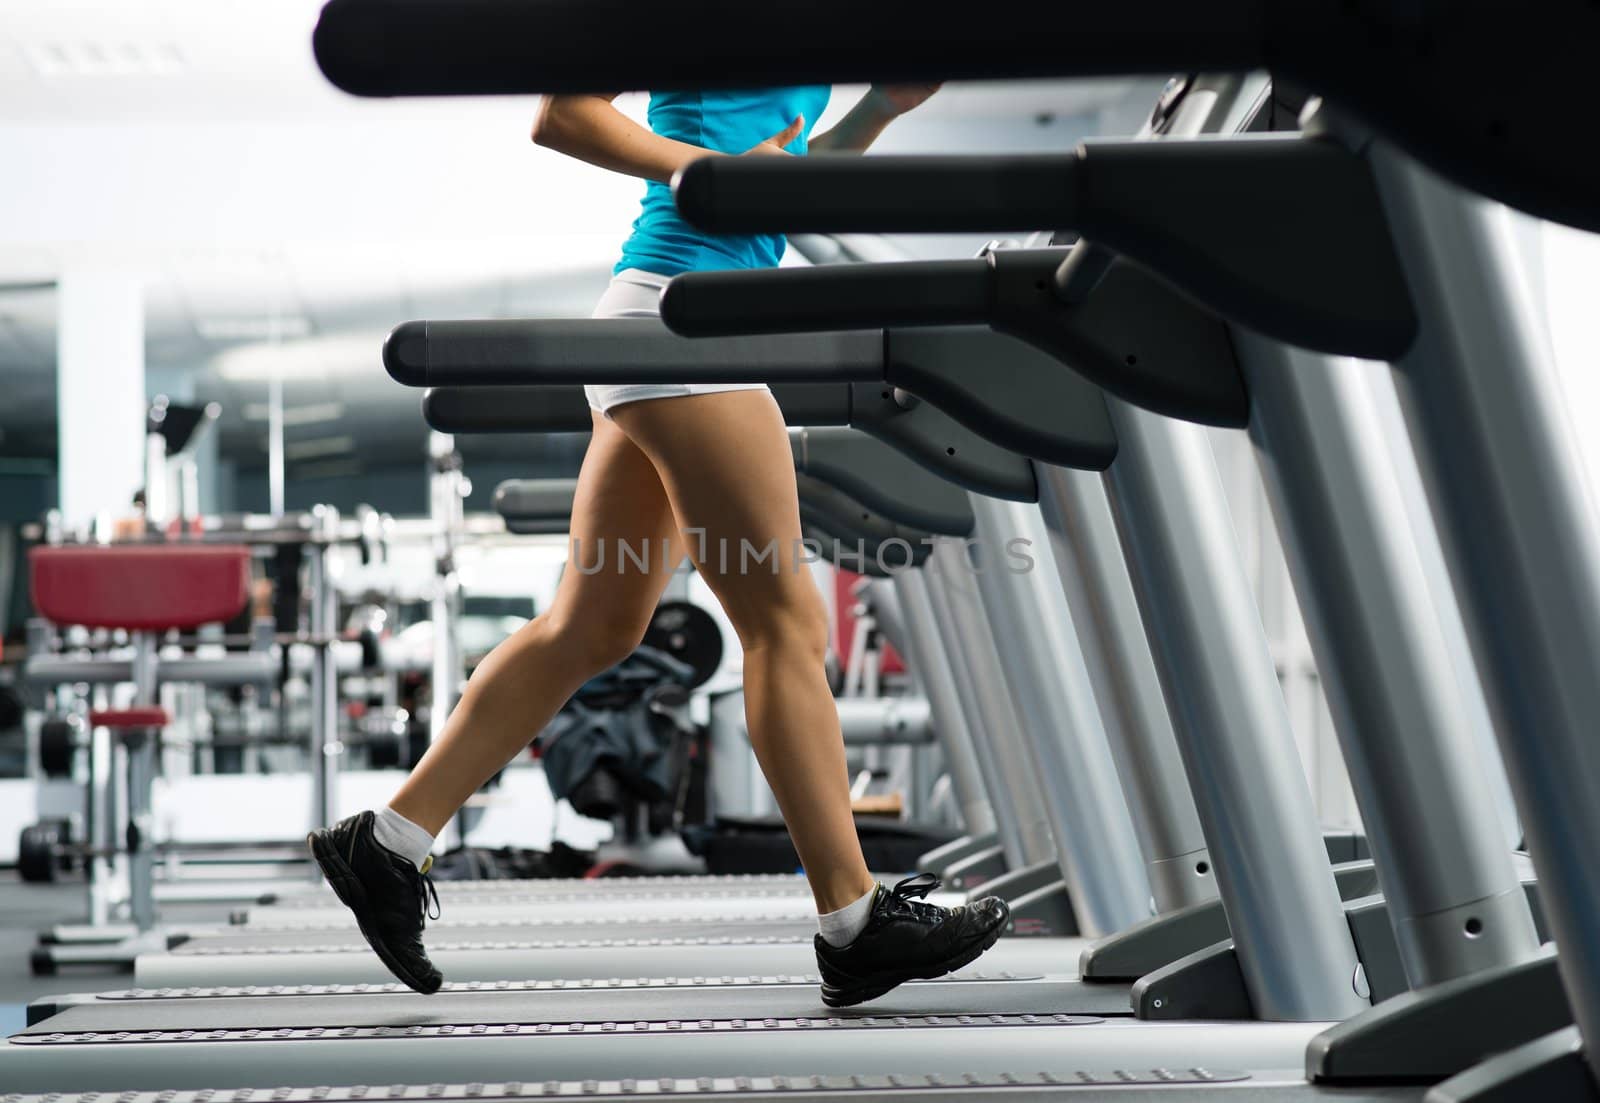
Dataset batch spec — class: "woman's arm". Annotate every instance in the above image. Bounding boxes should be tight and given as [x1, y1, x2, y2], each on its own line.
[809, 84, 942, 154]
[531, 94, 703, 184]
[532, 94, 806, 184]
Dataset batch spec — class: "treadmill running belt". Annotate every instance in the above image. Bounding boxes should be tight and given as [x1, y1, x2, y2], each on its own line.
[234, 901, 822, 932]
[243, 883, 819, 922]
[21, 975, 1125, 1035]
[0, 1067, 1268, 1103]
[256, 874, 810, 910]
[173, 919, 816, 955]
[135, 934, 1081, 989]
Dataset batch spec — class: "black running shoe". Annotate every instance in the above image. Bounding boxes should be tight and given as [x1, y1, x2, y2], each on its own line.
[307, 811, 443, 995]
[814, 873, 1010, 1008]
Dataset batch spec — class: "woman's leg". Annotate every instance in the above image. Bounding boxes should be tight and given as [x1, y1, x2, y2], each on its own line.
[389, 413, 684, 835]
[610, 390, 875, 913]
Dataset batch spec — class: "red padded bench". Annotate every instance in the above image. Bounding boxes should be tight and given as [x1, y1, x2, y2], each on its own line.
[31, 544, 252, 731]
[26, 542, 255, 960]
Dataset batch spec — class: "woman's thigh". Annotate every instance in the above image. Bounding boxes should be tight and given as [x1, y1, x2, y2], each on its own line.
[544, 413, 685, 638]
[609, 390, 821, 643]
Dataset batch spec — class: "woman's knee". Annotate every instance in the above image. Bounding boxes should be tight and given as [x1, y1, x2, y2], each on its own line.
[536, 611, 651, 675]
[732, 593, 830, 660]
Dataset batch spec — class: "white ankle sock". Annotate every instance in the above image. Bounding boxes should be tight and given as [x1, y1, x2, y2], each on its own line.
[818, 885, 878, 948]
[371, 807, 435, 871]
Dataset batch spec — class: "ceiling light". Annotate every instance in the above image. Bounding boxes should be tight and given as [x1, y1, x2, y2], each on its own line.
[242, 402, 346, 427]
[284, 435, 356, 461]
[23, 41, 188, 79]
[197, 316, 314, 342]
[292, 459, 365, 481]
[214, 335, 383, 382]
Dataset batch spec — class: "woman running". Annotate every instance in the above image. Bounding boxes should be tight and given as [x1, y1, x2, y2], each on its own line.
[310, 84, 1009, 1007]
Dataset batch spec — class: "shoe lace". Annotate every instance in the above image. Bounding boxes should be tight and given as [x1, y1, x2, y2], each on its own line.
[885, 872, 949, 923]
[415, 863, 442, 926]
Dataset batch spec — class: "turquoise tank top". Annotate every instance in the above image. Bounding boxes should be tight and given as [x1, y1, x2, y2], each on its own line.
[616, 86, 832, 276]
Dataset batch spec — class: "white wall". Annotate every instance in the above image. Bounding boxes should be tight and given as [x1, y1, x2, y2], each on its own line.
[1541, 220, 1600, 515]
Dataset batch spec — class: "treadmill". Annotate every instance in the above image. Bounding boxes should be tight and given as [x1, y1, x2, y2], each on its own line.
[475, 21, 1591, 1101]
[4, 74, 1535, 1103]
[0, 366, 1420, 1086]
[16, 1, 1596, 1098]
[626, 75, 1570, 1097]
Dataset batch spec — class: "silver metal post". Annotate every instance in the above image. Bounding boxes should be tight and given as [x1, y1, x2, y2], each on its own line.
[910, 564, 1026, 867]
[1371, 144, 1600, 1062]
[178, 457, 200, 524]
[1035, 463, 1218, 913]
[108, 725, 130, 919]
[126, 631, 160, 932]
[883, 572, 998, 840]
[267, 373, 286, 518]
[306, 509, 342, 830]
[125, 732, 157, 932]
[965, 495, 1153, 935]
[1101, 402, 1368, 1021]
[429, 433, 465, 746]
[924, 548, 1057, 867]
[143, 434, 169, 528]
[1236, 333, 1541, 988]
[87, 714, 113, 927]
[1364, 370, 1524, 853]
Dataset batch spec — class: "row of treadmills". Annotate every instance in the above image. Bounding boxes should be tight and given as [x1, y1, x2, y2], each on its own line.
[10, 3, 1600, 1102]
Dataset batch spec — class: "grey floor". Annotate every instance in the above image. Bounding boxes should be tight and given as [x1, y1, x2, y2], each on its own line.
[0, 870, 240, 1036]
[0, 873, 83, 1036]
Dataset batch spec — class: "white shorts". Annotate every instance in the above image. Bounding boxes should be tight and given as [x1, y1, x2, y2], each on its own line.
[585, 268, 771, 416]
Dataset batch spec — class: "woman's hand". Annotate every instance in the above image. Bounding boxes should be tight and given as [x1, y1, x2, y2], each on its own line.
[741, 116, 806, 157]
[867, 83, 943, 118]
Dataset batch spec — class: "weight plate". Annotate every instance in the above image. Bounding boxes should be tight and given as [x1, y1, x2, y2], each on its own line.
[39, 718, 76, 779]
[18, 822, 59, 883]
[643, 601, 724, 688]
[367, 733, 402, 769]
[0, 683, 24, 731]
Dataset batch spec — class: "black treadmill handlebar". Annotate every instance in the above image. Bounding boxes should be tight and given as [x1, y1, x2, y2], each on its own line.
[666, 139, 1418, 365]
[385, 318, 881, 388]
[422, 386, 592, 434]
[423, 383, 855, 434]
[312, 1, 1256, 97]
[659, 259, 992, 338]
[673, 154, 1081, 235]
[312, 1, 1600, 235]
[493, 479, 577, 524]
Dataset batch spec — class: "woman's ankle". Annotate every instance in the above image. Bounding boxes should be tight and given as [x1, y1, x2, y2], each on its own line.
[812, 868, 878, 913]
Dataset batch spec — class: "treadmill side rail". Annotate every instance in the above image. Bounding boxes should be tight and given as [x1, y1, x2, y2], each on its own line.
[1311, 947, 1573, 1086]
[1132, 939, 1255, 1021]
[1426, 1026, 1598, 1103]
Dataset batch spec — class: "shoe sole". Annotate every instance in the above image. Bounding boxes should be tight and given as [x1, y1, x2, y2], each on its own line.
[818, 909, 1009, 1009]
[307, 831, 442, 995]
